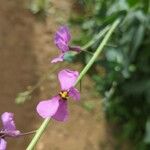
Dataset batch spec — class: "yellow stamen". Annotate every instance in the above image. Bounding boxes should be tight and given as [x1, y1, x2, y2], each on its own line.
[59, 91, 69, 100]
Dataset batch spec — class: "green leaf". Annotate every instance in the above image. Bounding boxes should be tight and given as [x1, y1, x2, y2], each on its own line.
[130, 24, 145, 61]
[127, 0, 140, 7]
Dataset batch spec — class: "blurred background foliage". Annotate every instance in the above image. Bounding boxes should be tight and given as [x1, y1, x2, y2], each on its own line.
[28, 0, 51, 15]
[68, 0, 150, 149]
[25, 0, 150, 149]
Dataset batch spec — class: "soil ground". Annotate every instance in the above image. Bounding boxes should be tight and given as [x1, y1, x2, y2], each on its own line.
[0, 0, 115, 149]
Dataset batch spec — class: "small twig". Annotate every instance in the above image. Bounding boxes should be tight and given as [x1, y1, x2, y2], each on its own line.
[19, 130, 37, 137]
[80, 49, 93, 55]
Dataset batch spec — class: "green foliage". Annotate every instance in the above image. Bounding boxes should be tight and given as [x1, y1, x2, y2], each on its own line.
[70, 0, 150, 149]
[29, 0, 51, 15]
[82, 101, 95, 112]
[15, 91, 31, 104]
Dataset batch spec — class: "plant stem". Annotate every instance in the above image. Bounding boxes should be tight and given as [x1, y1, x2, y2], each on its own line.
[26, 19, 120, 150]
[19, 130, 37, 137]
[81, 26, 110, 50]
[26, 118, 50, 150]
[75, 19, 120, 85]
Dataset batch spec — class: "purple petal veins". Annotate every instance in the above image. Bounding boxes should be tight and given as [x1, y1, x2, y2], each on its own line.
[54, 26, 71, 52]
[55, 26, 71, 43]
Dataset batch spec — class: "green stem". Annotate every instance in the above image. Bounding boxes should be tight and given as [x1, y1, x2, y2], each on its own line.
[81, 25, 110, 50]
[26, 118, 50, 150]
[75, 19, 120, 85]
[26, 19, 120, 150]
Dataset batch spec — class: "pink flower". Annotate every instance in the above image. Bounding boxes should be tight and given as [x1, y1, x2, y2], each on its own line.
[36, 69, 80, 121]
[51, 26, 81, 63]
[0, 112, 20, 150]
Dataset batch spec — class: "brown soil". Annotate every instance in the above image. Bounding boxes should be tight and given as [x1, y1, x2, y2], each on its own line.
[0, 0, 115, 150]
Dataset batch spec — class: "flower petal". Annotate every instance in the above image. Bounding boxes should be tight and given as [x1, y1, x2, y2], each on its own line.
[51, 54, 65, 63]
[55, 41, 69, 53]
[0, 138, 7, 150]
[1, 112, 20, 137]
[52, 100, 68, 121]
[36, 96, 60, 118]
[69, 87, 80, 101]
[1, 112, 16, 131]
[55, 26, 71, 43]
[54, 26, 71, 52]
[58, 69, 79, 90]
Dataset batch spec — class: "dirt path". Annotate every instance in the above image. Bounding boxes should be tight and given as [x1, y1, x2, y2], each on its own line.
[0, 0, 40, 149]
[0, 0, 113, 150]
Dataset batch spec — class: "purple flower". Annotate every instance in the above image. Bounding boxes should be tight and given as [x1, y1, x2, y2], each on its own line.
[0, 112, 20, 150]
[36, 69, 80, 121]
[51, 26, 81, 63]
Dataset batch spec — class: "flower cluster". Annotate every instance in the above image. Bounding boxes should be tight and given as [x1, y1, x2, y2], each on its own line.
[1, 25, 81, 149]
[37, 26, 81, 121]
